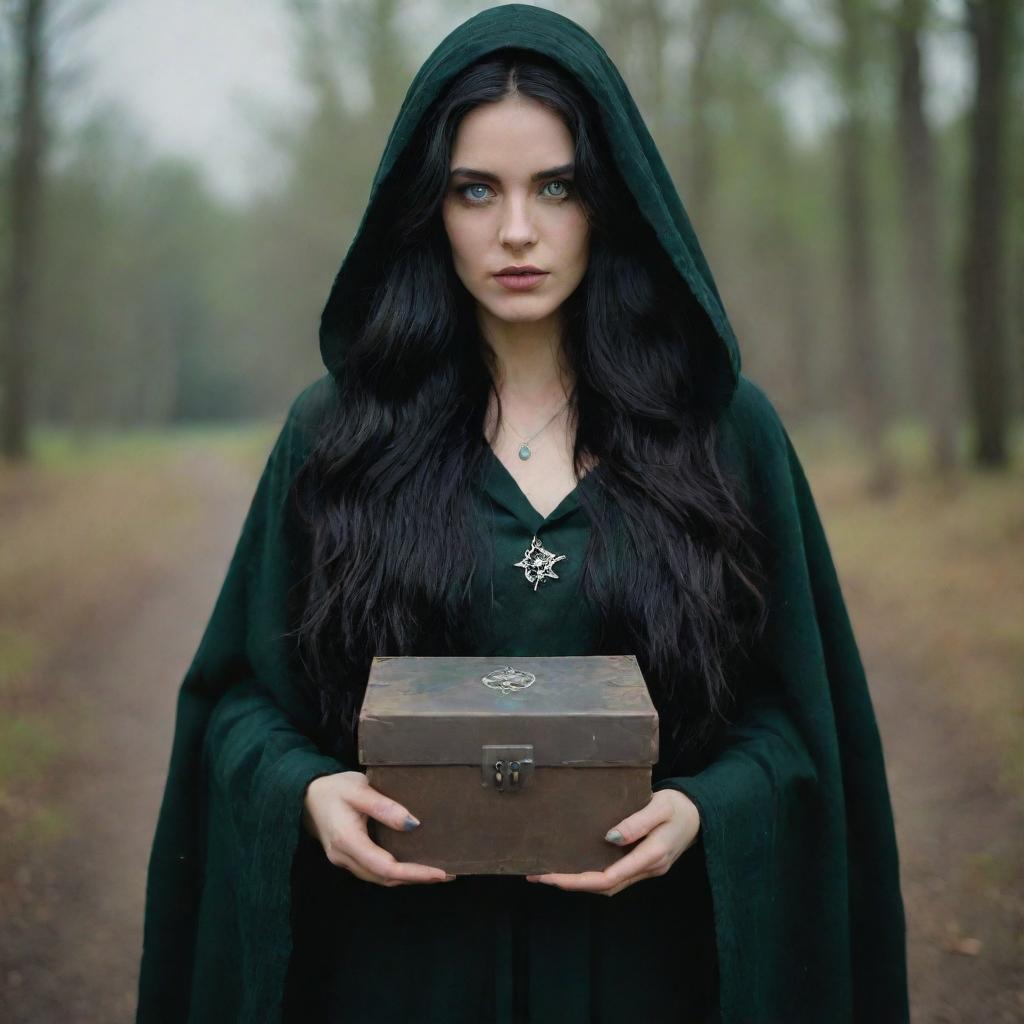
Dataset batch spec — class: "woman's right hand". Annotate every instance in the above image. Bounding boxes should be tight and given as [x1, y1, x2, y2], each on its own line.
[302, 770, 455, 886]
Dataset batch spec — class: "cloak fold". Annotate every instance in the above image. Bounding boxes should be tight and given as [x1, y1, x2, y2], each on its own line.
[138, 381, 351, 1023]
[137, 5, 908, 1021]
[652, 385, 907, 1022]
[138, 379, 908, 1024]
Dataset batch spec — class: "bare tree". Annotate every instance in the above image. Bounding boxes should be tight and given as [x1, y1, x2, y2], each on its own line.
[285, 0, 414, 124]
[2, 0, 47, 461]
[596, 0, 721, 235]
[835, 0, 896, 493]
[363, 0, 408, 123]
[594, 0, 637, 86]
[687, 0, 724, 235]
[1, 0, 105, 460]
[894, 0, 956, 473]
[960, 0, 1014, 468]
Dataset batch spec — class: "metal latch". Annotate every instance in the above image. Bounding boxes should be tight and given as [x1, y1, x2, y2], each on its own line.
[481, 744, 534, 792]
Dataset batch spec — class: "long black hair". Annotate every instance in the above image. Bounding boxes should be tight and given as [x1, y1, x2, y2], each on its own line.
[289, 49, 769, 775]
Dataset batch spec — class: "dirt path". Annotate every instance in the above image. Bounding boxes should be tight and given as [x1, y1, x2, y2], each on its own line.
[862, 632, 1024, 1022]
[0, 449, 256, 1024]
[1, 450, 1021, 1022]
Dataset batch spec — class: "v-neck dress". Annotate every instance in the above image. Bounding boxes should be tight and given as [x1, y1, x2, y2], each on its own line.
[285, 448, 719, 1024]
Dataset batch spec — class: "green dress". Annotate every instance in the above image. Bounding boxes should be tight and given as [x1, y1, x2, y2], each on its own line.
[136, 5, 909, 1021]
[283, 449, 718, 1024]
[138, 370, 907, 1023]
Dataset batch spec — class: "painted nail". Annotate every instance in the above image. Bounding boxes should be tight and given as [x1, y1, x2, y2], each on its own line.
[403, 815, 421, 831]
[605, 829, 623, 844]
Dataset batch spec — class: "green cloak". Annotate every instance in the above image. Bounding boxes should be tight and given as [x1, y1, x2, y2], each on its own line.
[136, 5, 909, 1022]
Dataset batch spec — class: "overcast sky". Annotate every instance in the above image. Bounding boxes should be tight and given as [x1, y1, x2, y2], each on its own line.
[45, 0, 971, 206]
[56, 0, 309, 203]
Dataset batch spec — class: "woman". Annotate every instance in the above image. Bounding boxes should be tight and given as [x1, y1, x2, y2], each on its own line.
[136, 6, 909, 1023]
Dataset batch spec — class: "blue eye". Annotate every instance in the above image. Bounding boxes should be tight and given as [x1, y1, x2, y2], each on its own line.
[455, 179, 574, 204]
[461, 183, 493, 202]
[543, 179, 572, 199]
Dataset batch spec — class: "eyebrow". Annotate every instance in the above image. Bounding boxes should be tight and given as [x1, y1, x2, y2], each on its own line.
[449, 162, 575, 183]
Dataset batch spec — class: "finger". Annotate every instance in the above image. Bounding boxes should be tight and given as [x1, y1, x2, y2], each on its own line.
[346, 783, 421, 833]
[534, 831, 669, 892]
[604, 866, 661, 897]
[598, 829, 672, 887]
[604, 795, 669, 847]
[332, 849, 391, 886]
[335, 847, 453, 886]
[337, 850, 455, 888]
[334, 850, 446, 888]
[342, 827, 451, 885]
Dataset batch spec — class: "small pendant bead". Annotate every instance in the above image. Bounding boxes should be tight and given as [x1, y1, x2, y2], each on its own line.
[518, 444, 531, 460]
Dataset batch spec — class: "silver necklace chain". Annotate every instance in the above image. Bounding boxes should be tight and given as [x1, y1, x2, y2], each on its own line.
[505, 396, 571, 460]
[495, 391, 575, 592]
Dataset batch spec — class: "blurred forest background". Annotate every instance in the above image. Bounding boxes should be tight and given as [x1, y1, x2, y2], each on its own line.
[0, 0, 1022, 1021]
[1, 0, 1022, 466]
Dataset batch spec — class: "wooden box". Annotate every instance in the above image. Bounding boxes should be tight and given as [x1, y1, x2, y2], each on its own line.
[357, 654, 659, 875]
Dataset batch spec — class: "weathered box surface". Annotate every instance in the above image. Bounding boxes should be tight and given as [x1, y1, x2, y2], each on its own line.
[357, 654, 659, 875]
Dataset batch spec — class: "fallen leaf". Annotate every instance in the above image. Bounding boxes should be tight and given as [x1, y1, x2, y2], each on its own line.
[946, 936, 983, 956]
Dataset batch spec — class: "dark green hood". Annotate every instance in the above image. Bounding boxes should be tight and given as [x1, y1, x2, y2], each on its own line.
[318, 2, 741, 414]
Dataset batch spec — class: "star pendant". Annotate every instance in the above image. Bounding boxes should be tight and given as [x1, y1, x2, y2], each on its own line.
[513, 535, 567, 591]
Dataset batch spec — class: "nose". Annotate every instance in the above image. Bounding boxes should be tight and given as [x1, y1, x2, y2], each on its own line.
[497, 193, 538, 250]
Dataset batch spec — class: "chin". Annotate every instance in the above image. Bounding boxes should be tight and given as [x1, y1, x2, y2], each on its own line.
[484, 301, 561, 324]
[482, 286, 567, 318]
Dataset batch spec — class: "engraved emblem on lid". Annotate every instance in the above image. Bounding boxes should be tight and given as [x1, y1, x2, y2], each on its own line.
[481, 665, 537, 695]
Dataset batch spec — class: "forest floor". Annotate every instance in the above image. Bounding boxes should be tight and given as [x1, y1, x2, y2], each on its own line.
[0, 423, 1021, 1023]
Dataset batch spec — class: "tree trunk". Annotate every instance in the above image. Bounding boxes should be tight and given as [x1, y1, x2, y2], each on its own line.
[2, 0, 48, 462]
[639, 0, 669, 144]
[687, 0, 724, 237]
[895, 0, 957, 473]
[366, 0, 407, 123]
[960, 0, 1012, 468]
[836, 0, 896, 493]
[596, 0, 638, 86]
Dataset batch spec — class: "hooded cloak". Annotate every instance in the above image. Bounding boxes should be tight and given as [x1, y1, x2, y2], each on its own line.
[137, 5, 908, 1022]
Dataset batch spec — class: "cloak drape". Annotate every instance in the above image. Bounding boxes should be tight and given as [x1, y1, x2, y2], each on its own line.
[137, 5, 908, 1022]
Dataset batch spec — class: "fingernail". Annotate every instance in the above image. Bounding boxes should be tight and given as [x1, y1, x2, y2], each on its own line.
[403, 815, 420, 831]
[605, 829, 623, 844]
[444, 873, 456, 881]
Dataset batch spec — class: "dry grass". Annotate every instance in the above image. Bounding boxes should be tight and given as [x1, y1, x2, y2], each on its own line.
[0, 424, 274, 856]
[792, 418, 1024, 797]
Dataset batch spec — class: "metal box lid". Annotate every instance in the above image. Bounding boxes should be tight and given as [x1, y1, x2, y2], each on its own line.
[357, 654, 659, 767]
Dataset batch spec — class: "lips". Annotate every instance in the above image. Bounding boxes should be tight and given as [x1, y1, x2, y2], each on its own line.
[493, 268, 548, 292]
[494, 265, 547, 276]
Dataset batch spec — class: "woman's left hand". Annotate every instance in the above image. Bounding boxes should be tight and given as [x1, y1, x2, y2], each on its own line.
[525, 789, 701, 896]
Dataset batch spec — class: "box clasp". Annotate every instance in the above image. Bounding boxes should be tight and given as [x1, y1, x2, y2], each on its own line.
[482, 744, 534, 792]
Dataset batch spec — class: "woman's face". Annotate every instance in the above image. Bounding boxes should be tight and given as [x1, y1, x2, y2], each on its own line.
[441, 95, 590, 330]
